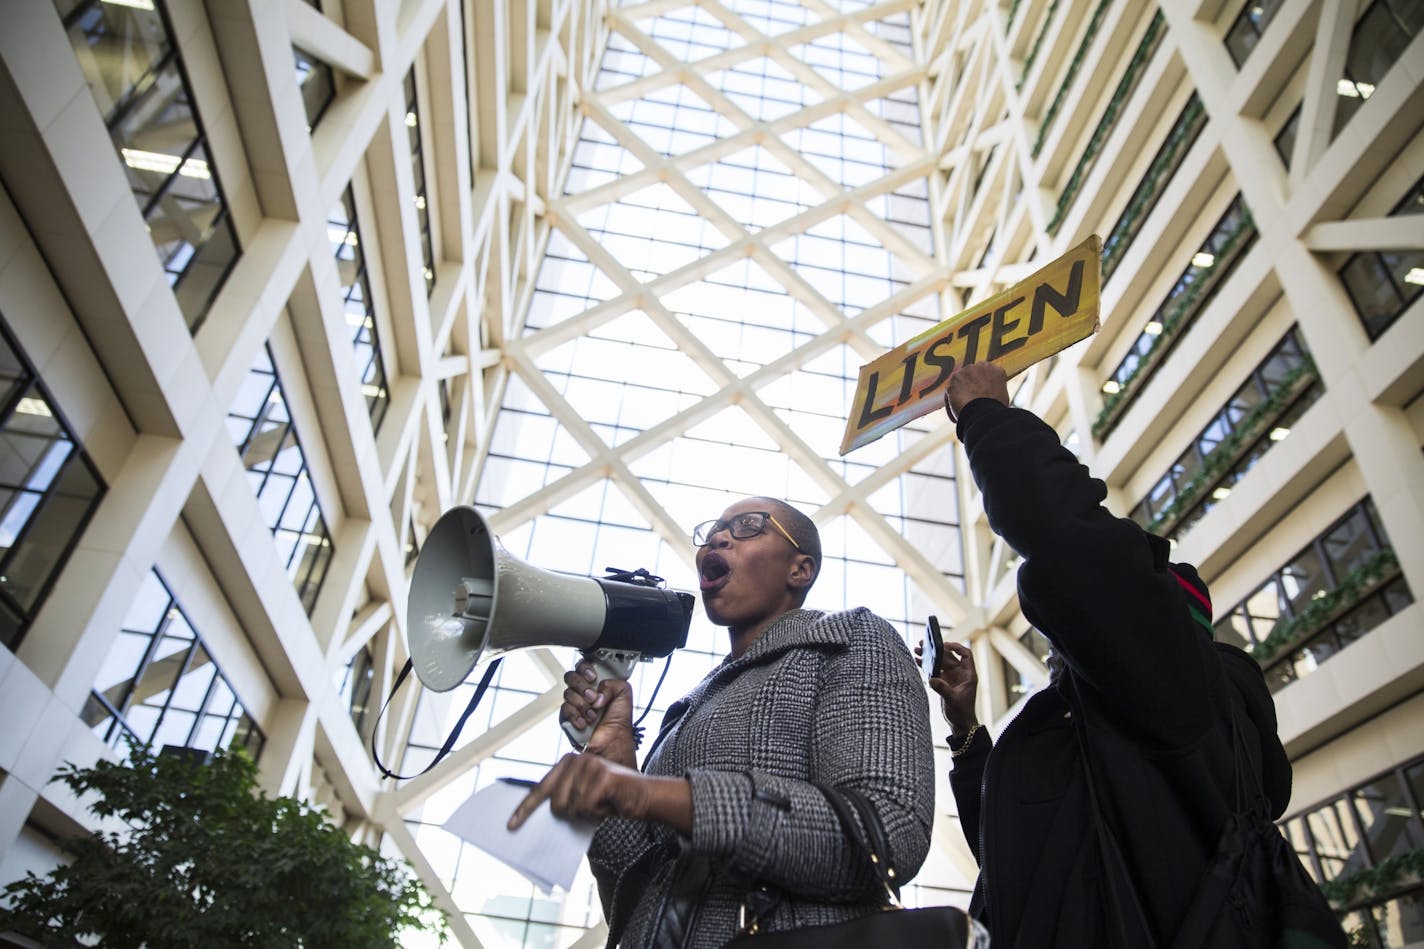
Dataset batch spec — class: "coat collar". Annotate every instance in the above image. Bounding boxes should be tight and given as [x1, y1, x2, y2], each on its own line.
[724, 607, 850, 667]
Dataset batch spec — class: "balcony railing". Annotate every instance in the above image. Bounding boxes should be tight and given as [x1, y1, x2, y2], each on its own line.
[1253, 547, 1406, 672]
[1046, 11, 1164, 234]
[1019, 0, 1061, 87]
[1093, 204, 1256, 440]
[1033, 0, 1114, 158]
[1144, 360, 1319, 539]
[1101, 95, 1207, 281]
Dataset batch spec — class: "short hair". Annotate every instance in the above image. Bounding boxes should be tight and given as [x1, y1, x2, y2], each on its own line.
[749, 497, 821, 592]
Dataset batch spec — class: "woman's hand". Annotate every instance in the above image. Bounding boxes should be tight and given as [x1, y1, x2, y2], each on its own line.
[562, 659, 637, 768]
[917, 639, 980, 733]
[507, 753, 692, 834]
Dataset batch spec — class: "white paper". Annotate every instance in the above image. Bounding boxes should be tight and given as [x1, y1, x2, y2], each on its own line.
[442, 778, 598, 893]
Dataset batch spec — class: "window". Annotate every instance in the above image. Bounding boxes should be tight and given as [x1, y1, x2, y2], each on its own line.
[1129, 328, 1321, 540]
[82, 569, 264, 760]
[1281, 752, 1424, 945]
[1331, 0, 1424, 138]
[328, 187, 392, 431]
[1095, 194, 1256, 440]
[226, 346, 335, 615]
[56, 0, 240, 331]
[1214, 499, 1412, 691]
[0, 321, 106, 651]
[1273, 105, 1301, 169]
[1101, 95, 1208, 282]
[1047, 11, 1166, 234]
[1225, 0, 1286, 67]
[1338, 177, 1424, 340]
[338, 643, 375, 737]
[405, 69, 436, 298]
[294, 46, 335, 132]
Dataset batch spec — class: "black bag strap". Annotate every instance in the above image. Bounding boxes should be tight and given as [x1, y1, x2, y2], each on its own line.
[1067, 681, 1161, 949]
[369, 656, 502, 781]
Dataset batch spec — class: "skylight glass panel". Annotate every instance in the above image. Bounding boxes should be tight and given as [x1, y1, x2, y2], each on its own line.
[683, 145, 824, 231]
[607, 84, 741, 157]
[564, 120, 645, 194]
[790, 32, 883, 90]
[595, 31, 659, 91]
[705, 56, 822, 122]
[722, 0, 814, 36]
[783, 112, 897, 188]
[637, 5, 742, 60]
[576, 183, 730, 282]
[524, 230, 622, 331]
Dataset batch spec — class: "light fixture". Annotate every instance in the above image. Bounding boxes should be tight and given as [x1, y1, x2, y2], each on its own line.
[1336, 79, 1360, 98]
[1191, 252, 1215, 268]
[1211, 486, 1231, 501]
[16, 397, 52, 417]
[1405, 267, 1424, 286]
[1144, 320, 1163, 336]
[1356, 82, 1374, 98]
[121, 148, 212, 180]
[1102, 380, 1121, 394]
[405, 111, 419, 128]
[415, 195, 427, 210]
[1269, 426, 1290, 441]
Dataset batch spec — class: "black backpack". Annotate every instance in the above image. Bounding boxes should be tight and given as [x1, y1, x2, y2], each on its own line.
[1076, 682, 1348, 949]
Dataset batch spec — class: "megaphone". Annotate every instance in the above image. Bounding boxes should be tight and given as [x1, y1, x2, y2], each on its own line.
[407, 505, 696, 745]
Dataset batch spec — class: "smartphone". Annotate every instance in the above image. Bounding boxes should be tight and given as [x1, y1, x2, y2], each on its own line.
[922, 615, 944, 679]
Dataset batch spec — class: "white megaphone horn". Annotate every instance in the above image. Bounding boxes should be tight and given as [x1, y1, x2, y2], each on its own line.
[406, 505, 696, 746]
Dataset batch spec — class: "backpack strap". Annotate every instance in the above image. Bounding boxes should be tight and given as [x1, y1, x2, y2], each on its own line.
[1066, 679, 1161, 949]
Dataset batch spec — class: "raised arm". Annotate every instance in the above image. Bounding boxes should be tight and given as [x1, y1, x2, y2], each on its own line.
[949, 364, 1213, 747]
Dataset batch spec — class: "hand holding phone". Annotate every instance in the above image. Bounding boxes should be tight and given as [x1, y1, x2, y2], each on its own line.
[921, 615, 944, 680]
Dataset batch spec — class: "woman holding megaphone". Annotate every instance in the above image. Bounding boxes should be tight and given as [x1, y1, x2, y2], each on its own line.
[508, 496, 936, 948]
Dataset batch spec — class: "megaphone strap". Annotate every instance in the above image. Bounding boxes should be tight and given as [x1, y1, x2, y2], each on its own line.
[369, 656, 504, 781]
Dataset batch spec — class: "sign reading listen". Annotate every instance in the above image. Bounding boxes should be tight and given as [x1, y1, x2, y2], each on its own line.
[839, 235, 1102, 455]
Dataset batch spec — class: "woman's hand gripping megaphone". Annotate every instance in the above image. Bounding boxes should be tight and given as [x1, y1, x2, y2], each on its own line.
[562, 657, 638, 766]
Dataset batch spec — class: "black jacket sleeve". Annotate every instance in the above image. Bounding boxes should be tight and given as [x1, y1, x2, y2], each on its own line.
[947, 728, 991, 864]
[957, 398, 1214, 749]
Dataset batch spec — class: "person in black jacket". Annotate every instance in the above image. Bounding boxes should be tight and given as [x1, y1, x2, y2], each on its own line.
[930, 362, 1300, 947]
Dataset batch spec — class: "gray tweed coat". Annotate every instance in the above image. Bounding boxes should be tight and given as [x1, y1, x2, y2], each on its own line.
[587, 607, 936, 948]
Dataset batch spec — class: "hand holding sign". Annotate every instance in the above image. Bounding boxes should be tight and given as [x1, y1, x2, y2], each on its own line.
[839, 236, 1101, 454]
[944, 362, 1011, 423]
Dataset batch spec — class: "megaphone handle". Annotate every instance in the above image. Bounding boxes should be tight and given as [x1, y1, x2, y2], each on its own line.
[562, 647, 641, 750]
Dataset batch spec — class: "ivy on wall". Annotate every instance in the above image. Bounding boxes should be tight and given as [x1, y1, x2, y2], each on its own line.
[1046, 10, 1165, 234]
[1250, 547, 1401, 666]
[1092, 209, 1256, 440]
[1318, 843, 1424, 908]
[1101, 96, 1207, 281]
[1144, 360, 1318, 538]
[1019, 0, 1061, 87]
[1033, 0, 1115, 158]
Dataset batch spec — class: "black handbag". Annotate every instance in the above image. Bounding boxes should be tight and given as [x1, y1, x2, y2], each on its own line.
[1071, 680, 1346, 949]
[722, 783, 987, 948]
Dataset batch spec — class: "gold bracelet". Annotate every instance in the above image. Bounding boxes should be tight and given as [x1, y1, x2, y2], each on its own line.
[950, 724, 980, 758]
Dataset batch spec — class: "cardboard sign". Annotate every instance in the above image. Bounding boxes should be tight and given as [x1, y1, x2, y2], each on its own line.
[839, 235, 1102, 455]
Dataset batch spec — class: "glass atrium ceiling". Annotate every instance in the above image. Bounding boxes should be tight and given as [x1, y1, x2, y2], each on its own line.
[395, 1, 976, 944]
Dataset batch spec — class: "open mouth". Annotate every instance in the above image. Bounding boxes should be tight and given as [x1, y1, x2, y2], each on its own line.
[699, 552, 730, 593]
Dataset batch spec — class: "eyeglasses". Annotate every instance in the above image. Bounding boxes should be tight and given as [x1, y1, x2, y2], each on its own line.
[692, 511, 802, 551]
